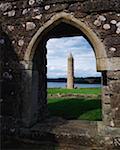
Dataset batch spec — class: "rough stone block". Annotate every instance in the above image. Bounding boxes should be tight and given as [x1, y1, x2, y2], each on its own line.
[107, 71, 120, 80]
[108, 80, 120, 94]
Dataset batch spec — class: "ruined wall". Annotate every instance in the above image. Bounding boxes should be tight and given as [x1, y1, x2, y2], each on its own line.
[0, 0, 120, 59]
[0, 0, 120, 148]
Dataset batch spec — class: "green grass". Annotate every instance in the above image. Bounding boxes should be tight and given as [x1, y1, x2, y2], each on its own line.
[48, 97, 102, 121]
[48, 88, 101, 95]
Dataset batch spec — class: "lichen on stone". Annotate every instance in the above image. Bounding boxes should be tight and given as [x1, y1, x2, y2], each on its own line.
[7, 25, 14, 31]
[45, 5, 50, 10]
[110, 20, 117, 25]
[116, 28, 120, 34]
[22, 23, 25, 28]
[29, 0, 35, 6]
[8, 10, 16, 17]
[26, 22, 36, 31]
[32, 14, 42, 20]
[109, 47, 116, 52]
[33, 8, 40, 12]
[18, 40, 24, 47]
[103, 24, 111, 30]
[12, 41, 15, 44]
[94, 15, 106, 27]
[116, 22, 120, 28]
[110, 120, 115, 127]
[0, 2, 12, 12]
[22, 9, 29, 15]
[98, 15, 106, 21]
[94, 20, 101, 26]
[117, 14, 120, 17]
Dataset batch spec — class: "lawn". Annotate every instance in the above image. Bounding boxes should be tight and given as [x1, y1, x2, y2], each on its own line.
[47, 88, 102, 121]
[48, 87, 101, 95]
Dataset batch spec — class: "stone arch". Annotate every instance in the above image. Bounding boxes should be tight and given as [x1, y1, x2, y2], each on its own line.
[24, 12, 108, 71]
[22, 12, 110, 127]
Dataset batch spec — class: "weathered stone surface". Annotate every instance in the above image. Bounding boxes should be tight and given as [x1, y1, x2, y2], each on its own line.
[102, 95, 110, 104]
[103, 24, 111, 30]
[0, 1, 120, 59]
[18, 39, 24, 47]
[107, 71, 120, 80]
[44, 5, 50, 10]
[69, 0, 120, 13]
[108, 80, 120, 94]
[94, 19, 101, 27]
[29, 0, 35, 6]
[116, 27, 120, 34]
[32, 14, 42, 20]
[104, 36, 120, 46]
[26, 22, 36, 31]
[67, 53, 74, 89]
[7, 10, 16, 17]
[103, 104, 111, 115]
[0, 2, 12, 12]
[110, 20, 117, 25]
[109, 47, 116, 52]
[7, 25, 14, 31]
[0, 0, 120, 149]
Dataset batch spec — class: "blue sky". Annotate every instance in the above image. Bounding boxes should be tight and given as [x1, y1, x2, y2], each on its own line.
[46, 36, 101, 78]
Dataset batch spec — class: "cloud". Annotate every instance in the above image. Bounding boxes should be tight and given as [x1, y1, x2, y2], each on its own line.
[46, 36, 101, 78]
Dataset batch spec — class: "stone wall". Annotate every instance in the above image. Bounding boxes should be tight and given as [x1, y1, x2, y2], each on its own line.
[0, 0, 120, 58]
[0, 0, 120, 149]
[102, 71, 120, 127]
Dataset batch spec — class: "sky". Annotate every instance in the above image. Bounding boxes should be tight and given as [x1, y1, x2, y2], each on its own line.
[46, 36, 101, 78]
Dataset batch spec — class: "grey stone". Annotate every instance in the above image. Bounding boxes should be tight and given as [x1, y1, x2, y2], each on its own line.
[0, 2, 12, 12]
[45, 5, 50, 10]
[7, 25, 14, 31]
[109, 47, 116, 52]
[116, 22, 120, 27]
[98, 15, 106, 21]
[26, 22, 36, 31]
[116, 28, 120, 34]
[1, 1, 120, 148]
[8, 10, 16, 17]
[110, 20, 117, 25]
[22, 9, 29, 15]
[29, 0, 35, 5]
[103, 24, 111, 30]
[94, 20, 101, 26]
[18, 40, 24, 47]
[32, 14, 42, 20]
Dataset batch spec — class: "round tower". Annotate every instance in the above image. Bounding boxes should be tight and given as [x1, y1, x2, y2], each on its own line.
[67, 53, 74, 89]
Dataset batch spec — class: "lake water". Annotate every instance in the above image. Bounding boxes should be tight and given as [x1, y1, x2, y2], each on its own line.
[48, 82, 101, 88]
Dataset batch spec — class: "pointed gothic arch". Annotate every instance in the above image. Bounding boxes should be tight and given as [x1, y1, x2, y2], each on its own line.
[24, 12, 108, 71]
[22, 12, 110, 127]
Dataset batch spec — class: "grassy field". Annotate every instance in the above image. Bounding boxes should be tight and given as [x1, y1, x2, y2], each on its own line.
[47, 88, 102, 121]
[48, 87, 101, 95]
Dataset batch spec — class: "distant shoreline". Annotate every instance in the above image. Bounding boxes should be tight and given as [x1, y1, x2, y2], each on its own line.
[47, 77, 101, 84]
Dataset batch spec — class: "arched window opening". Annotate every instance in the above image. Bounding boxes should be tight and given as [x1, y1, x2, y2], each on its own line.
[32, 21, 102, 122]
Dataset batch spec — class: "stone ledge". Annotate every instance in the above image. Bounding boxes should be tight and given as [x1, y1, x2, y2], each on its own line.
[18, 119, 104, 148]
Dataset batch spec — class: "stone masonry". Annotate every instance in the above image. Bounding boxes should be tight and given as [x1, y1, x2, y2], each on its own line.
[67, 53, 74, 89]
[0, 0, 120, 149]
